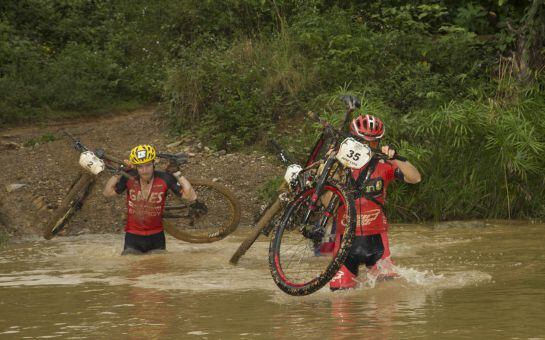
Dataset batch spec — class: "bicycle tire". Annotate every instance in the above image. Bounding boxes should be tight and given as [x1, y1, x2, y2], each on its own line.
[229, 198, 283, 265]
[268, 180, 356, 296]
[43, 172, 95, 240]
[163, 178, 241, 243]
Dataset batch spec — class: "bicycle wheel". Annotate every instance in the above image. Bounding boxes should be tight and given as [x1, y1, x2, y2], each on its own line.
[229, 198, 283, 265]
[163, 178, 241, 243]
[43, 172, 95, 240]
[269, 180, 356, 296]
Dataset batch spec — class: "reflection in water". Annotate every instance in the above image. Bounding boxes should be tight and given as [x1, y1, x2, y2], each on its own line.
[266, 282, 432, 339]
[0, 222, 544, 338]
[328, 285, 430, 339]
[125, 256, 172, 340]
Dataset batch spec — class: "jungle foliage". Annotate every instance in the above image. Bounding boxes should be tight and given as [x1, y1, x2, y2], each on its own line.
[2, 1, 545, 220]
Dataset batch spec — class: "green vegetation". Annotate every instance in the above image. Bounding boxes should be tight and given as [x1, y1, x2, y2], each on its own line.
[23, 132, 58, 147]
[1, 0, 171, 123]
[2, 1, 545, 221]
[0, 230, 8, 246]
[257, 176, 284, 203]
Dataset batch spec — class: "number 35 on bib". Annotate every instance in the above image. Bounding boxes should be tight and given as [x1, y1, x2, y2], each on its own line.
[335, 137, 372, 169]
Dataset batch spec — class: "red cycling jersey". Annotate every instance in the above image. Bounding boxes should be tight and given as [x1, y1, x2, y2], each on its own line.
[336, 159, 402, 236]
[115, 170, 182, 235]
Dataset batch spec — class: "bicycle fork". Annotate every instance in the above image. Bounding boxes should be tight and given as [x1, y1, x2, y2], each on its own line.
[302, 156, 336, 224]
[300, 195, 339, 244]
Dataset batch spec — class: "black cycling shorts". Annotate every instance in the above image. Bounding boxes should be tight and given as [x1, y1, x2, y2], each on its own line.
[122, 231, 166, 255]
[343, 234, 384, 275]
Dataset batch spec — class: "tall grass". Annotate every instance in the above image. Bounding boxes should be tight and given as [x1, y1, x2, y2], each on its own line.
[162, 32, 316, 149]
[161, 5, 545, 221]
[387, 83, 545, 221]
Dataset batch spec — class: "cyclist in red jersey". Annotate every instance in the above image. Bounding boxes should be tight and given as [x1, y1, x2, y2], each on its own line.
[103, 144, 206, 255]
[330, 115, 421, 290]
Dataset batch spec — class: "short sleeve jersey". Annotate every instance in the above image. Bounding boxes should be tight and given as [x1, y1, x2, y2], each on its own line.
[337, 160, 403, 236]
[115, 170, 182, 235]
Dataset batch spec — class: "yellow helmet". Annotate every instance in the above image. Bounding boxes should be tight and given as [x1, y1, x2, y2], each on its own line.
[129, 144, 156, 165]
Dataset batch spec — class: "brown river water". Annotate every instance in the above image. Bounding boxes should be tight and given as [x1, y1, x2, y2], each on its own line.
[0, 221, 544, 339]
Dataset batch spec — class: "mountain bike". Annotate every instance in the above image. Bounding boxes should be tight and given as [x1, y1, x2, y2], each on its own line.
[42, 132, 241, 243]
[228, 140, 293, 264]
[229, 95, 359, 265]
[267, 96, 406, 296]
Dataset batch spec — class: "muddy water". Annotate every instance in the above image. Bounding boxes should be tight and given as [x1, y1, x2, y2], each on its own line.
[0, 222, 544, 339]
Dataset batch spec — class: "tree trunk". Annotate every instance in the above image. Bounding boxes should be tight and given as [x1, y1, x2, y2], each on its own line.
[512, 0, 545, 85]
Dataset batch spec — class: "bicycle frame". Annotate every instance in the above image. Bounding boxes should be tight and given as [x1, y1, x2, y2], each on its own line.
[299, 101, 359, 224]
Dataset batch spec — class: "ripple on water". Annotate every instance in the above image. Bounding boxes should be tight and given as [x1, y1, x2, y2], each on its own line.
[1, 227, 544, 339]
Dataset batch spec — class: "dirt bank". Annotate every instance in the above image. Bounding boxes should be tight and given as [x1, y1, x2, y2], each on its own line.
[0, 106, 283, 239]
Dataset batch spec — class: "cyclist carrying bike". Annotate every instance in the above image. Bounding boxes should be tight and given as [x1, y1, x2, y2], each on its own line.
[330, 115, 421, 290]
[103, 144, 207, 255]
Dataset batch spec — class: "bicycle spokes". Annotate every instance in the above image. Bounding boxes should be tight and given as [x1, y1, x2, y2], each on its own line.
[163, 179, 240, 243]
[270, 183, 349, 293]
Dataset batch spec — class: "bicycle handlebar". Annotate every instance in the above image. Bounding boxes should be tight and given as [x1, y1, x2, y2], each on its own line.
[63, 131, 88, 153]
[340, 95, 360, 130]
[62, 130, 133, 177]
[268, 139, 296, 165]
[371, 148, 407, 162]
[305, 111, 407, 162]
[157, 152, 188, 166]
[340, 95, 361, 111]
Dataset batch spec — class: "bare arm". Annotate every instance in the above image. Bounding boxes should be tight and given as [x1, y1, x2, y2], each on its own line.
[176, 174, 197, 202]
[394, 159, 421, 184]
[103, 174, 122, 197]
[381, 145, 422, 184]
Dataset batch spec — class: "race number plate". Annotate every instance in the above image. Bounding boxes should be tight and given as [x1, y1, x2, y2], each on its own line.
[335, 137, 372, 169]
[79, 151, 105, 175]
[284, 164, 303, 185]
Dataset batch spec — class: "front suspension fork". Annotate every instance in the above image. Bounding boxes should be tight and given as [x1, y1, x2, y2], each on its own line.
[302, 156, 336, 224]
